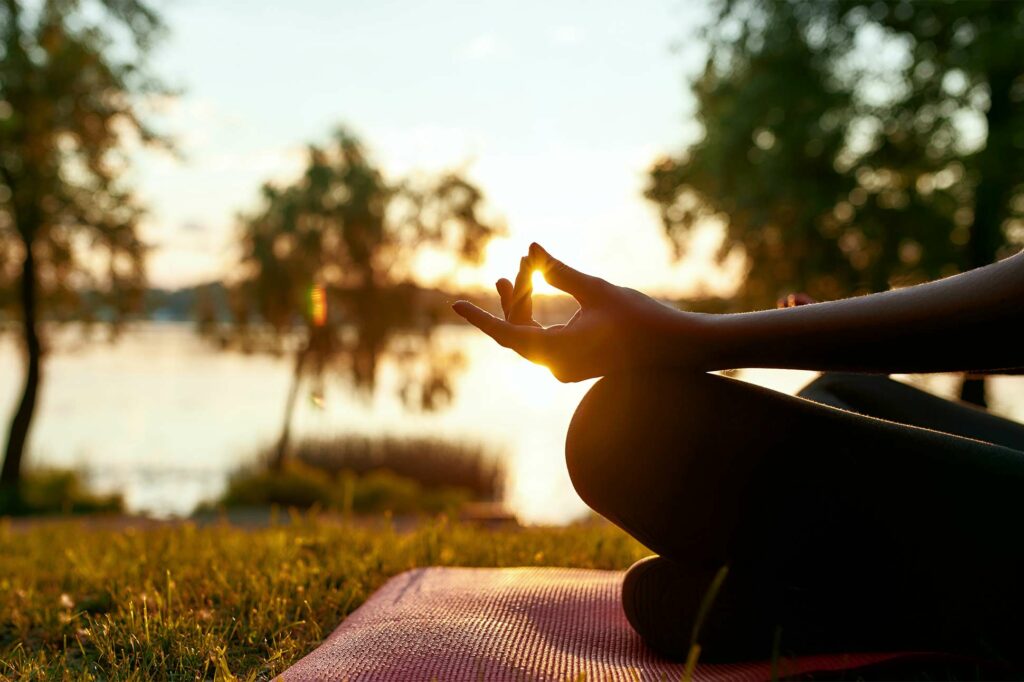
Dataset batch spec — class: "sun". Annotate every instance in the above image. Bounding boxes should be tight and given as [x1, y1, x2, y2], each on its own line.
[531, 269, 558, 295]
[473, 238, 561, 294]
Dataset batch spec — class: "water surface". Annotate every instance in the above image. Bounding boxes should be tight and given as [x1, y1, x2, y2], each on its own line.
[2, 323, 1021, 524]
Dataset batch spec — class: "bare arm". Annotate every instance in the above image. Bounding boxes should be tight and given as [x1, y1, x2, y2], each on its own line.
[454, 244, 1024, 382]
[711, 250, 1024, 374]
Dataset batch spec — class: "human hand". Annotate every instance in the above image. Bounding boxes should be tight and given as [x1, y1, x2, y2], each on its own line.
[452, 243, 713, 382]
[494, 255, 540, 327]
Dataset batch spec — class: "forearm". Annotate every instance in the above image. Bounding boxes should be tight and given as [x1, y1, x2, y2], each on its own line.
[700, 251, 1024, 374]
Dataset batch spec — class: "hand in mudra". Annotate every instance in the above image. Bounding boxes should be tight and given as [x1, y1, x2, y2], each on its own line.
[452, 243, 711, 382]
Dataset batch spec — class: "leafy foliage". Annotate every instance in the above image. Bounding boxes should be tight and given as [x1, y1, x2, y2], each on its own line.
[216, 436, 505, 515]
[292, 435, 504, 501]
[0, 0, 165, 322]
[218, 461, 473, 516]
[648, 0, 1024, 307]
[217, 128, 502, 466]
[1, 0, 168, 487]
[0, 468, 122, 516]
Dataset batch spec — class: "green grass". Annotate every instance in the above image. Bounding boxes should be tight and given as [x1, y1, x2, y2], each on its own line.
[0, 515, 648, 680]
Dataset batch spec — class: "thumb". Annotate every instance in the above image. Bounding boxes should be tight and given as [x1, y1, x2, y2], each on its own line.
[528, 243, 601, 301]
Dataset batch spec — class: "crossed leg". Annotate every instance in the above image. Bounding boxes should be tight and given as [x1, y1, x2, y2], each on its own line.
[565, 370, 1024, 662]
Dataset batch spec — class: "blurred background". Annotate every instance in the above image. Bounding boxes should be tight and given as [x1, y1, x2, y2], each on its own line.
[1, 0, 1022, 524]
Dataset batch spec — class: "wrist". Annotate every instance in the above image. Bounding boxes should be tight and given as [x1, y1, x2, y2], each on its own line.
[701, 308, 795, 371]
[655, 309, 738, 371]
[694, 312, 739, 371]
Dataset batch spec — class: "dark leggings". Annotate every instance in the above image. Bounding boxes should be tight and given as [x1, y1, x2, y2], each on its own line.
[566, 370, 1024, 661]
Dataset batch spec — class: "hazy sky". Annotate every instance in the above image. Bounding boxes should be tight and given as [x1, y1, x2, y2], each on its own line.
[135, 0, 741, 296]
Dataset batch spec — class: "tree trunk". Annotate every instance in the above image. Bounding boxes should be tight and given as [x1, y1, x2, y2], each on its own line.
[959, 66, 1017, 408]
[959, 376, 987, 409]
[272, 342, 309, 471]
[2, 234, 42, 500]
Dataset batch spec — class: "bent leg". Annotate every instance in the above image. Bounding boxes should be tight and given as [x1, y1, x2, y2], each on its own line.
[566, 370, 1024, 660]
[798, 372, 1024, 450]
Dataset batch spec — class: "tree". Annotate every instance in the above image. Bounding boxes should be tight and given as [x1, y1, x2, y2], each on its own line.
[0, 0, 165, 503]
[648, 0, 1023, 402]
[219, 128, 501, 469]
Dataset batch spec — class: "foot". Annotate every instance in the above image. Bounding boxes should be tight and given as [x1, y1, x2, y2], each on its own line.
[621, 556, 774, 662]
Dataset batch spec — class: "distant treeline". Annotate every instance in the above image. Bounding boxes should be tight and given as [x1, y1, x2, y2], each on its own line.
[143, 282, 479, 324]
[153, 284, 737, 324]
[0, 282, 737, 326]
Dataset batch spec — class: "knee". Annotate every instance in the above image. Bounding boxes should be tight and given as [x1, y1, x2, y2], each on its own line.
[564, 374, 619, 511]
[566, 371, 792, 563]
[796, 372, 852, 409]
[564, 370, 716, 518]
[796, 371, 893, 410]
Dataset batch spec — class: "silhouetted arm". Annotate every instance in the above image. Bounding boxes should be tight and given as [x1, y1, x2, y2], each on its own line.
[712, 250, 1024, 374]
[454, 244, 1024, 382]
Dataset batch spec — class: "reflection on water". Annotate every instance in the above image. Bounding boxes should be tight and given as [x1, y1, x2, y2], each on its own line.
[1, 323, 1022, 524]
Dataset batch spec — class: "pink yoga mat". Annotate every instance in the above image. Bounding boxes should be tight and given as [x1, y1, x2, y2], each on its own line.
[281, 567, 925, 681]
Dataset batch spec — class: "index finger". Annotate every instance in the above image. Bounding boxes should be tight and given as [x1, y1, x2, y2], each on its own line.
[451, 301, 547, 361]
[510, 257, 534, 324]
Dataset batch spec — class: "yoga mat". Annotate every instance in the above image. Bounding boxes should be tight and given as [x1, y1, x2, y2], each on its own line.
[281, 567, 923, 681]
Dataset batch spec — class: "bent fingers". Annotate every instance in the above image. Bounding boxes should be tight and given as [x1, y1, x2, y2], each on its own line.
[452, 300, 547, 361]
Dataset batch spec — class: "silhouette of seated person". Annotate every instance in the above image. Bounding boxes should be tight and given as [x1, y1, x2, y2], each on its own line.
[454, 243, 1024, 664]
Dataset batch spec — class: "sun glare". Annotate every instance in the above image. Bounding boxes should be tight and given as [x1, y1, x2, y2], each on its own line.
[531, 269, 558, 295]
[456, 239, 565, 295]
[310, 285, 327, 326]
[495, 351, 561, 407]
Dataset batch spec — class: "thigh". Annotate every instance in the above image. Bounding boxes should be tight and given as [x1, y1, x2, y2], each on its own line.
[799, 372, 1024, 451]
[566, 369, 1024, 656]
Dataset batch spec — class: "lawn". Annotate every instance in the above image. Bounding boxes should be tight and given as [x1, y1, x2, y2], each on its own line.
[0, 515, 648, 680]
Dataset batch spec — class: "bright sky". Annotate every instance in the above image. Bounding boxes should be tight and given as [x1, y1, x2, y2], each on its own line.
[134, 0, 743, 297]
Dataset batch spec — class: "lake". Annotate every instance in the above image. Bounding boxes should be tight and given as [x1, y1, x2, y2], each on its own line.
[2, 322, 1022, 524]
